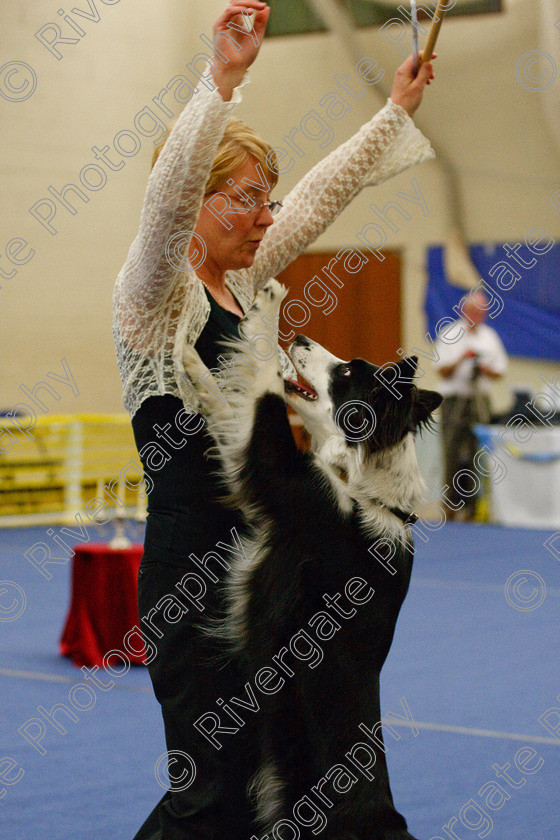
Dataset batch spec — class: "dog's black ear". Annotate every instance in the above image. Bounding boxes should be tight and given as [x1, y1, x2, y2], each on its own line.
[403, 355, 418, 376]
[395, 355, 418, 390]
[415, 388, 443, 426]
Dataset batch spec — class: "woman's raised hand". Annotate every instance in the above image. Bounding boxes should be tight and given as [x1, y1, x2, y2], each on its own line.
[390, 52, 436, 117]
[212, 1, 271, 99]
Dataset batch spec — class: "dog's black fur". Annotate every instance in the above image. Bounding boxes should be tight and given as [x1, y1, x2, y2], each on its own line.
[184, 280, 441, 840]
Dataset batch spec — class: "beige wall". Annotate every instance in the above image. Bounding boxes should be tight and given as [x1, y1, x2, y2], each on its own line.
[1, 0, 559, 417]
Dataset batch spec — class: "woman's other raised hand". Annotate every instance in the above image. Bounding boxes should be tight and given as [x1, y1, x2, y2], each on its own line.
[390, 52, 436, 117]
[212, 1, 271, 100]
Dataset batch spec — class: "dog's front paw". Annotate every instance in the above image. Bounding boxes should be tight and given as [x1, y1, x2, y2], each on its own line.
[182, 346, 231, 416]
[182, 346, 211, 385]
[259, 278, 288, 309]
[241, 279, 287, 341]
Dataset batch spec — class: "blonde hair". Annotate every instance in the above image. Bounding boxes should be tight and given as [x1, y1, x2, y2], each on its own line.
[152, 117, 279, 193]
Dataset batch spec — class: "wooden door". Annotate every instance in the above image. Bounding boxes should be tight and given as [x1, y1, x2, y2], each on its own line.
[276, 249, 402, 364]
[276, 249, 402, 447]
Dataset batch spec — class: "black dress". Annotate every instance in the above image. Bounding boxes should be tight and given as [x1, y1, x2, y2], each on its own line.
[131, 291, 257, 840]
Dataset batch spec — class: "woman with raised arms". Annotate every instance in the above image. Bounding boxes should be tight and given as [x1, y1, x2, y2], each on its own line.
[113, 2, 436, 837]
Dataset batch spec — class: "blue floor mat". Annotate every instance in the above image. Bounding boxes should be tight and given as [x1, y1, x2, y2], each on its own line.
[1, 522, 558, 839]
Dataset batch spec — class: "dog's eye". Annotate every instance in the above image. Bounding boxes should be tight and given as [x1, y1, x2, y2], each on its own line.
[341, 366, 352, 377]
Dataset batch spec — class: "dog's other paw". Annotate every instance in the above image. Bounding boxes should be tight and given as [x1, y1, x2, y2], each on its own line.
[182, 346, 231, 417]
[182, 346, 211, 385]
[259, 278, 288, 309]
[241, 279, 288, 341]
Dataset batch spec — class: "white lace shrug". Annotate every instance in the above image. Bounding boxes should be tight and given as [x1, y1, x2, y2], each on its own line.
[113, 74, 435, 419]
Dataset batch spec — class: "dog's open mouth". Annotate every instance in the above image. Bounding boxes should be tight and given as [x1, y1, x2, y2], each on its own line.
[284, 376, 318, 401]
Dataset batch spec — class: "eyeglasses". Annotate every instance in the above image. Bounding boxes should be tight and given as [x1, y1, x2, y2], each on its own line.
[250, 198, 283, 216]
[206, 192, 283, 217]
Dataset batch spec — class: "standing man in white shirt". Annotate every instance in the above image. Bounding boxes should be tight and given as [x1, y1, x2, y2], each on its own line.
[435, 291, 508, 520]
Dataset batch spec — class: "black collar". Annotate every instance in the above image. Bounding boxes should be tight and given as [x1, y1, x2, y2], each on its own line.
[388, 507, 418, 526]
[365, 498, 418, 527]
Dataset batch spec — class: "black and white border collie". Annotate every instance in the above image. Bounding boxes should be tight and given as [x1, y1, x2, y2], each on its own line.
[184, 280, 441, 840]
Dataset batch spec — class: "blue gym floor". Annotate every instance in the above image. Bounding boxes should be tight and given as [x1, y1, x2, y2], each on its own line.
[1, 522, 559, 839]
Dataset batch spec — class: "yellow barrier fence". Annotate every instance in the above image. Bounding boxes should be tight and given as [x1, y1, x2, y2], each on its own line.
[0, 414, 145, 526]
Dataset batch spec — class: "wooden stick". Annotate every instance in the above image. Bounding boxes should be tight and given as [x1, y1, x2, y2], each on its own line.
[417, 0, 448, 67]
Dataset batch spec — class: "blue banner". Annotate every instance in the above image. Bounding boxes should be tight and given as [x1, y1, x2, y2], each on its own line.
[425, 241, 560, 360]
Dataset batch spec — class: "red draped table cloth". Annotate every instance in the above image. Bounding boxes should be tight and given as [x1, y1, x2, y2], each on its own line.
[60, 543, 146, 667]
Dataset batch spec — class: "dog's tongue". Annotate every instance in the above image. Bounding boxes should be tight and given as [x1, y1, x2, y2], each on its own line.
[285, 378, 318, 399]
